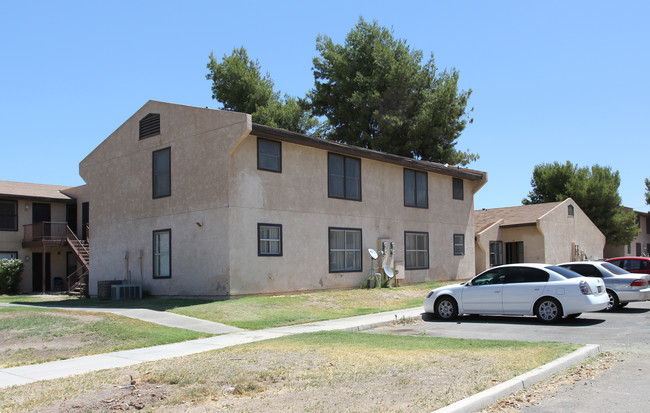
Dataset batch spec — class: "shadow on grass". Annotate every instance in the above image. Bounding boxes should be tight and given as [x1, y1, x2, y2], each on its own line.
[2, 295, 223, 311]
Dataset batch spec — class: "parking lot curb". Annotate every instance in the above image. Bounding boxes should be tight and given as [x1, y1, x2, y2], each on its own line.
[432, 343, 602, 413]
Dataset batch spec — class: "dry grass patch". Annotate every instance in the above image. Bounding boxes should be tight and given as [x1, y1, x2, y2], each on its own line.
[1, 332, 576, 412]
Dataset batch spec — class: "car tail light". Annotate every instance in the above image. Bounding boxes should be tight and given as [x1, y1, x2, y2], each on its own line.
[630, 279, 648, 287]
[579, 280, 593, 295]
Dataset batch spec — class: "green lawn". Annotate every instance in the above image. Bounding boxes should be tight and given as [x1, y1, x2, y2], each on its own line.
[1, 281, 445, 330]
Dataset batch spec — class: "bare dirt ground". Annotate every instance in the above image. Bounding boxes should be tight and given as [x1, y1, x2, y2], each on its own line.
[479, 351, 617, 412]
[22, 352, 615, 413]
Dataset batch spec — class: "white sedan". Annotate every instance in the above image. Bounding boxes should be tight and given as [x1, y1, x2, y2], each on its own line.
[424, 264, 608, 323]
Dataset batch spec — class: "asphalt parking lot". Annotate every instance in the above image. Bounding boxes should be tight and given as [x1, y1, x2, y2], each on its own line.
[372, 302, 650, 412]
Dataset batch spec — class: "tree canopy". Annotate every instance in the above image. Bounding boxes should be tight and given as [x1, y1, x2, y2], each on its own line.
[206, 47, 316, 134]
[645, 177, 650, 205]
[309, 18, 476, 165]
[206, 18, 477, 166]
[523, 161, 639, 246]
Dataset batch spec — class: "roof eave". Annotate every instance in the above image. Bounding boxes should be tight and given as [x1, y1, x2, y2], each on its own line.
[251, 123, 485, 181]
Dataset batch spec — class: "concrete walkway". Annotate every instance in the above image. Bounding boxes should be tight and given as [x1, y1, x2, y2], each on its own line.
[0, 306, 423, 388]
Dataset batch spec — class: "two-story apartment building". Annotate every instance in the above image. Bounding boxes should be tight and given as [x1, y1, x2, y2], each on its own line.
[0, 181, 88, 293]
[79, 101, 488, 298]
[604, 209, 650, 258]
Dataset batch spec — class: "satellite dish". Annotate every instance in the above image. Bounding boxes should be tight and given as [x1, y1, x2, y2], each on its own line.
[368, 249, 378, 259]
[383, 264, 394, 278]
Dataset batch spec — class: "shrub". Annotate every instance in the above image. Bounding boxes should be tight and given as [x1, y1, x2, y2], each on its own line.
[0, 258, 24, 294]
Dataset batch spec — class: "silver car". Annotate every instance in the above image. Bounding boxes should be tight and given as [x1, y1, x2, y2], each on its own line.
[558, 261, 650, 311]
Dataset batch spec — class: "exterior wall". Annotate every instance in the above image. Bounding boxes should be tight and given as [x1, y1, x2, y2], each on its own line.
[605, 211, 650, 258]
[501, 226, 545, 262]
[228, 134, 479, 295]
[475, 221, 501, 274]
[79, 101, 251, 297]
[537, 199, 605, 263]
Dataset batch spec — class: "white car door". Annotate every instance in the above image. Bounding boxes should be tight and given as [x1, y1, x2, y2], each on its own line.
[501, 267, 549, 313]
[461, 268, 505, 313]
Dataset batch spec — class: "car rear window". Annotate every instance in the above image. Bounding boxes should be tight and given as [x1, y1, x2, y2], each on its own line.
[547, 265, 582, 279]
[602, 262, 629, 275]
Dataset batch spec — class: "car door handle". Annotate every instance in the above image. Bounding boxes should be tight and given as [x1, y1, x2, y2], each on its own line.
[494, 290, 501, 293]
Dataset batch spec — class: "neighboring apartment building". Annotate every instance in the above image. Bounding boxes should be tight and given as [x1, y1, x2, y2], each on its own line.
[79, 101, 488, 298]
[0, 181, 88, 293]
[604, 209, 650, 258]
[474, 199, 605, 274]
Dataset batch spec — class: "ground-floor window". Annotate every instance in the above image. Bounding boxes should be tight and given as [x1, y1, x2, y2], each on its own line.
[0, 251, 17, 260]
[490, 241, 503, 266]
[258, 223, 282, 256]
[405, 231, 429, 269]
[453, 234, 465, 256]
[329, 227, 361, 272]
[153, 229, 171, 278]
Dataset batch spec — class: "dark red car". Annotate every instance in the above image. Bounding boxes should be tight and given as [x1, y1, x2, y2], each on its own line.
[605, 257, 650, 275]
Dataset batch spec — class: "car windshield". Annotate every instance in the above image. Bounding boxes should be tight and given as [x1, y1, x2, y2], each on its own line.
[602, 262, 630, 275]
[547, 265, 582, 279]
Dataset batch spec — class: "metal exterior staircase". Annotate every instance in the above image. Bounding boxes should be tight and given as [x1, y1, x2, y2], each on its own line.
[66, 227, 89, 296]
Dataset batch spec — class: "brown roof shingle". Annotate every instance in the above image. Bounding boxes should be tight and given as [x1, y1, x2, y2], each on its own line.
[0, 180, 75, 202]
[474, 201, 564, 234]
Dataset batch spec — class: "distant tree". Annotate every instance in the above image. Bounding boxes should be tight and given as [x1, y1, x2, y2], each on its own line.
[523, 161, 639, 246]
[309, 17, 477, 166]
[206, 47, 317, 133]
[645, 178, 650, 205]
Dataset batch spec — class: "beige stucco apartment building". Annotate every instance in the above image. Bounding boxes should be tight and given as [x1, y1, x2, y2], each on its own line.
[79, 101, 488, 298]
[0, 181, 88, 293]
[474, 199, 605, 274]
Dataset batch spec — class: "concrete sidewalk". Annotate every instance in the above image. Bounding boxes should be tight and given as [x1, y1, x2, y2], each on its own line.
[0, 306, 423, 389]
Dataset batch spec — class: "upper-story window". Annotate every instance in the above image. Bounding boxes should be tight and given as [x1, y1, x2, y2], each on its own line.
[0, 200, 18, 231]
[139, 113, 160, 140]
[328, 153, 361, 201]
[452, 178, 464, 200]
[404, 169, 428, 208]
[568, 205, 574, 216]
[257, 138, 282, 172]
[153, 147, 171, 199]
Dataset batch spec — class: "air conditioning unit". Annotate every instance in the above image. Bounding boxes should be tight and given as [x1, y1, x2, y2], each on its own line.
[111, 284, 142, 300]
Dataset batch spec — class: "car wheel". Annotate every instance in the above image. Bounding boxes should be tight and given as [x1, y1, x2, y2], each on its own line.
[604, 290, 619, 311]
[535, 297, 562, 323]
[435, 296, 458, 321]
[566, 313, 581, 319]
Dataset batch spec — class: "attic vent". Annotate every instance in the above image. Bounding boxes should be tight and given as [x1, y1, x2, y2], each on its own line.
[139, 113, 160, 139]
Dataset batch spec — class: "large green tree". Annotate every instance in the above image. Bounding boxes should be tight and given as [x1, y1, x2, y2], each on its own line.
[523, 161, 639, 246]
[309, 18, 477, 165]
[645, 177, 650, 205]
[206, 47, 316, 133]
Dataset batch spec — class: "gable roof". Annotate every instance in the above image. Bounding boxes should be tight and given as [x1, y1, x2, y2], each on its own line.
[474, 201, 564, 234]
[252, 123, 486, 182]
[0, 180, 76, 202]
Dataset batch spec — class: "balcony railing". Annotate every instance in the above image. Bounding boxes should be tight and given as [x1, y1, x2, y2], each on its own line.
[23, 221, 69, 246]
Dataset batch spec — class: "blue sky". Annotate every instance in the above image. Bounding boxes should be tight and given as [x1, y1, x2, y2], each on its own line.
[1, 1, 648, 211]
